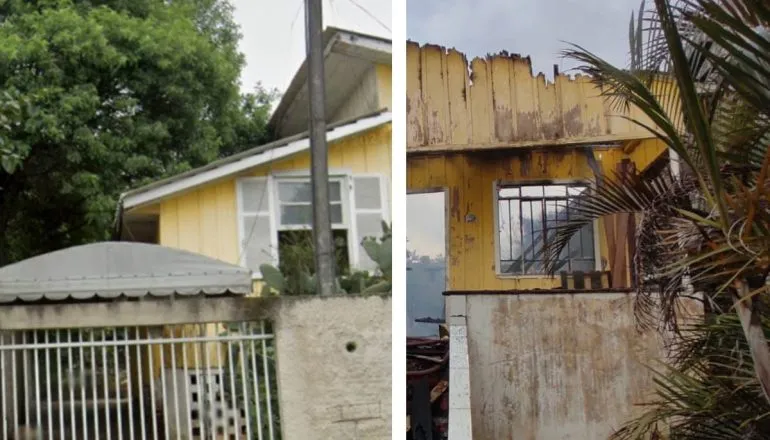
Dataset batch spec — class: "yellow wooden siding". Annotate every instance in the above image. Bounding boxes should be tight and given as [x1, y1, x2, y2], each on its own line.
[150, 124, 391, 368]
[629, 138, 668, 173]
[157, 123, 391, 266]
[407, 147, 631, 291]
[406, 42, 674, 153]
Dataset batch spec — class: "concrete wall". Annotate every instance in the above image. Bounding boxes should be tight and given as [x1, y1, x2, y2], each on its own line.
[274, 295, 392, 440]
[458, 292, 688, 440]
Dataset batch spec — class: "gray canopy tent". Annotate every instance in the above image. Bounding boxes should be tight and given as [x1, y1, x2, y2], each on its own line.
[0, 242, 253, 302]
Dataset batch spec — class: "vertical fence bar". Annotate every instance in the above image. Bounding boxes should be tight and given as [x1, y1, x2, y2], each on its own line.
[146, 330, 158, 440]
[158, 332, 170, 440]
[227, 340, 240, 439]
[181, 335, 193, 440]
[101, 330, 112, 440]
[124, 331, 134, 440]
[238, 338, 252, 440]
[260, 322, 275, 440]
[67, 330, 76, 440]
[248, 324, 264, 440]
[1, 333, 7, 439]
[134, 328, 147, 440]
[90, 331, 99, 440]
[203, 324, 216, 439]
[44, 331, 52, 439]
[79, 331, 88, 440]
[12, 333, 19, 440]
[191, 330, 205, 440]
[22, 332, 29, 430]
[113, 330, 123, 440]
[215, 339, 228, 439]
[33, 331, 41, 431]
[56, 333, 64, 440]
[169, 332, 181, 440]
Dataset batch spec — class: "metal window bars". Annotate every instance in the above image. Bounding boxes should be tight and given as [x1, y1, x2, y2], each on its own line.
[0, 321, 280, 440]
[498, 184, 596, 274]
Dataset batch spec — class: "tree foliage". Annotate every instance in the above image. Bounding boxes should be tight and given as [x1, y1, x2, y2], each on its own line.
[0, 0, 276, 264]
[546, 0, 770, 437]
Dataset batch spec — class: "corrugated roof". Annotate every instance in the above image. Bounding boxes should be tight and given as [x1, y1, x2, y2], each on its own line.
[0, 242, 252, 302]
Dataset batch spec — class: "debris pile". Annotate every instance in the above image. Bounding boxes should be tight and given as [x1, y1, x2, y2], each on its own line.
[406, 330, 449, 440]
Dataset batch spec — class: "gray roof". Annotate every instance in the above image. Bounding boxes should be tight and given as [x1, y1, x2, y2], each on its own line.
[0, 242, 252, 302]
[268, 27, 392, 138]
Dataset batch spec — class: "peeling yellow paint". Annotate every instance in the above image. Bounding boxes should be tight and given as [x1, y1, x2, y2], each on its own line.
[408, 147, 635, 291]
[406, 42, 674, 153]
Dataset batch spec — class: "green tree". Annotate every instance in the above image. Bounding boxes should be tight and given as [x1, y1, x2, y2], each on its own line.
[544, 0, 770, 437]
[0, 0, 275, 265]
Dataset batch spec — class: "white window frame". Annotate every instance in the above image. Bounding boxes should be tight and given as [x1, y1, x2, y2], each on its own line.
[237, 171, 388, 278]
[492, 179, 601, 278]
[273, 176, 350, 230]
[235, 176, 278, 278]
[350, 173, 390, 270]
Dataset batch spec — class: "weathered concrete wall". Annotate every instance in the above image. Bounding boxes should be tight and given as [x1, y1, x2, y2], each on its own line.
[273, 295, 392, 440]
[462, 293, 692, 440]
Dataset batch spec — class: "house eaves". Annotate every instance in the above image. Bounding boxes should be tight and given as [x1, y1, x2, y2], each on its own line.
[268, 27, 392, 138]
[119, 109, 392, 211]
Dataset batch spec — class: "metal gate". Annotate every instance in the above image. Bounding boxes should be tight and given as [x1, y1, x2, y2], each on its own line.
[0, 321, 279, 440]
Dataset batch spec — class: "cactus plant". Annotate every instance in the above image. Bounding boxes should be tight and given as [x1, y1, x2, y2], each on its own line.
[259, 222, 392, 295]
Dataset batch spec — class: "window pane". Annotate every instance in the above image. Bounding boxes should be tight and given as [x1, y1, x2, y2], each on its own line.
[331, 203, 343, 224]
[521, 201, 533, 263]
[329, 181, 342, 202]
[280, 205, 313, 225]
[357, 212, 384, 271]
[544, 185, 566, 196]
[499, 187, 519, 198]
[580, 224, 595, 258]
[498, 200, 511, 261]
[354, 177, 381, 209]
[278, 182, 312, 203]
[521, 186, 543, 197]
[530, 201, 544, 273]
[242, 215, 272, 272]
[510, 201, 521, 262]
[240, 180, 268, 212]
[496, 183, 594, 275]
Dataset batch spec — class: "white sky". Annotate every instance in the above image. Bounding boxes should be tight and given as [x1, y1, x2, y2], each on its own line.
[231, 0, 392, 96]
[407, 192, 445, 258]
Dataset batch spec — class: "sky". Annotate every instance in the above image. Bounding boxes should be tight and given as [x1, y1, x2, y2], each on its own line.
[231, 0, 392, 96]
[406, 0, 642, 258]
[407, 0, 642, 79]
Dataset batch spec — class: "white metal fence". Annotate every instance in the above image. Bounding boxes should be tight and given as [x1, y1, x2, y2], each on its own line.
[0, 321, 279, 440]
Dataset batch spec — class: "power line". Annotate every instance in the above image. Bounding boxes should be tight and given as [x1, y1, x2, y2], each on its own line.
[345, 0, 390, 33]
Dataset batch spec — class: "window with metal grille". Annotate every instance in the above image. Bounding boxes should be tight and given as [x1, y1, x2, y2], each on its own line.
[497, 183, 595, 275]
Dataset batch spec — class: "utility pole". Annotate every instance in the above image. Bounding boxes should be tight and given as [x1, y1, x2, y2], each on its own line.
[305, 0, 335, 295]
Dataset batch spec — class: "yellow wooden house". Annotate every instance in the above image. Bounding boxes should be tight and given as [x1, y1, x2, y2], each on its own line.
[407, 42, 669, 292]
[406, 42, 693, 440]
[116, 27, 392, 282]
[110, 27, 391, 407]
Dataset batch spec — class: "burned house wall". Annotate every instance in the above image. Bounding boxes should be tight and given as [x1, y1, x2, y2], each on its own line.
[408, 147, 638, 292]
[406, 42, 667, 152]
[461, 292, 678, 440]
